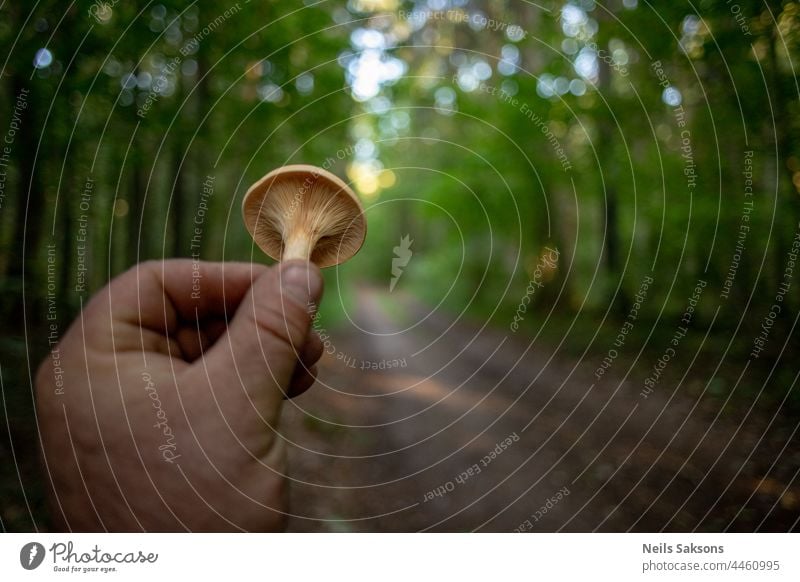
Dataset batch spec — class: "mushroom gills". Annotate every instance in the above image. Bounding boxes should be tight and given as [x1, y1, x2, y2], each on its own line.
[250, 173, 363, 263]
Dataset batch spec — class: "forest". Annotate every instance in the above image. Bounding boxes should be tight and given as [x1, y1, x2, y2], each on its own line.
[1, 0, 799, 532]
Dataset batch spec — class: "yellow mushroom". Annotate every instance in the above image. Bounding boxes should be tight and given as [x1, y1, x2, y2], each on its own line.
[242, 164, 366, 267]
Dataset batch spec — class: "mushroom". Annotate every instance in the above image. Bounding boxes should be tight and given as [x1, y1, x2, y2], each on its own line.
[242, 164, 366, 267]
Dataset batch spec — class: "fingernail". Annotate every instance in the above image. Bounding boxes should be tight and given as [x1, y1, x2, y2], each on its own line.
[280, 261, 323, 308]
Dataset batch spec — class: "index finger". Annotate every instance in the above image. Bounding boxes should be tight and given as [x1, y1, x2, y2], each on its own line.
[109, 260, 270, 335]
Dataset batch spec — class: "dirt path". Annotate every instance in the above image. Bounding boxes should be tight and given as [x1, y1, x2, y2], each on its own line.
[283, 287, 800, 532]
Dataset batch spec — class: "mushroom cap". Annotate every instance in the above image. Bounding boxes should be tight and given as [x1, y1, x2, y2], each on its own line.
[242, 164, 367, 267]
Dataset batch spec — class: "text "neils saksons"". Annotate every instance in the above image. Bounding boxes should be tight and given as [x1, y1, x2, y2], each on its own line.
[643, 543, 723, 554]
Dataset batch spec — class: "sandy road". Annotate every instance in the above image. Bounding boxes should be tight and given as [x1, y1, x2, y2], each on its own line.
[283, 288, 799, 532]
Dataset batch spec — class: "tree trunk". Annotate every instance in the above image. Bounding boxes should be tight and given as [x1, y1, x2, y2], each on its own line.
[596, 55, 628, 316]
[767, 23, 799, 318]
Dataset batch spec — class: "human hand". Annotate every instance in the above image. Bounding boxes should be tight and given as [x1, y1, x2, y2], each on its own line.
[35, 259, 324, 531]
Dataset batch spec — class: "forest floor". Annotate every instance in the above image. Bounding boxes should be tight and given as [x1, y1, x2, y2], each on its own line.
[284, 286, 800, 532]
[2, 287, 798, 532]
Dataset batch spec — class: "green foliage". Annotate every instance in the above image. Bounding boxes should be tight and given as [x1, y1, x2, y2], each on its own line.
[2, 0, 800, 530]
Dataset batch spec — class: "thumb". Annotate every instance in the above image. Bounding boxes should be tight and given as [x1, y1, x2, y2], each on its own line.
[204, 261, 324, 418]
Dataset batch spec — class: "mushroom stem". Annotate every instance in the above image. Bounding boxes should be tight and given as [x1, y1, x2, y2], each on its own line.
[283, 231, 315, 261]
